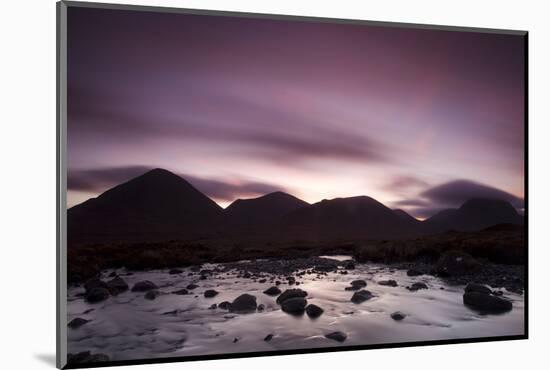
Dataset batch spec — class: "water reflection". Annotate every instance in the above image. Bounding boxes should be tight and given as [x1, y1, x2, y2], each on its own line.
[67, 259, 524, 361]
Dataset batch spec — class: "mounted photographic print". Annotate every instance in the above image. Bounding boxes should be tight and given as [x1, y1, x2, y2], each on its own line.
[56, 1, 528, 368]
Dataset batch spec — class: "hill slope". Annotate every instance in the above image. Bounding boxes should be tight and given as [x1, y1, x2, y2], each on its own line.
[68, 168, 223, 243]
[224, 192, 309, 228]
[281, 196, 421, 241]
[423, 198, 523, 233]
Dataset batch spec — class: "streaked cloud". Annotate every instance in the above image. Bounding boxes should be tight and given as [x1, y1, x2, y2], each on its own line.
[68, 166, 288, 205]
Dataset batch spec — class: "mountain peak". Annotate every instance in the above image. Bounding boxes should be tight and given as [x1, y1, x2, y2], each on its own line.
[68, 168, 223, 243]
[143, 167, 178, 177]
[224, 191, 309, 228]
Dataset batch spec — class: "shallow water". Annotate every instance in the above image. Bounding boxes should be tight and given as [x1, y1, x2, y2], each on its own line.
[67, 259, 524, 361]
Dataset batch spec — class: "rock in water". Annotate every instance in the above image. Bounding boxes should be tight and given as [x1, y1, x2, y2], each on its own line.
[229, 294, 258, 313]
[172, 288, 188, 295]
[131, 280, 158, 292]
[106, 276, 129, 295]
[407, 269, 423, 276]
[204, 289, 219, 298]
[435, 251, 481, 277]
[305, 304, 324, 318]
[391, 312, 406, 321]
[344, 261, 355, 270]
[169, 268, 183, 275]
[263, 286, 282, 296]
[407, 282, 428, 291]
[218, 301, 231, 310]
[68, 317, 90, 329]
[464, 283, 492, 295]
[84, 278, 108, 293]
[345, 280, 367, 291]
[463, 292, 512, 313]
[281, 297, 308, 315]
[86, 288, 110, 303]
[325, 331, 347, 342]
[186, 284, 199, 290]
[351, 289, 373, 303]
[276, 289, 308, 304]
[264, 334, 274, 342]
[144, 290, 160, 300]
[378, 280, 398, 287]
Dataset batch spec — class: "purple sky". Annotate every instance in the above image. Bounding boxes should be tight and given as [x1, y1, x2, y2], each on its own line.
[67, 7, 525, 218]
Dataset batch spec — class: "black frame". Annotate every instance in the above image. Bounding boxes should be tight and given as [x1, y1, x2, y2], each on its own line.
[56, 1, 528, 369]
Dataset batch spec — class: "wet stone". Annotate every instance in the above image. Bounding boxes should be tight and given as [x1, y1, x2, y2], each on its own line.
[325, 331, 347, 342]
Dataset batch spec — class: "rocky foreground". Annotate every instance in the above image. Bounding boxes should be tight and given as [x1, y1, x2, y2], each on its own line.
[66, 252, 524, 365]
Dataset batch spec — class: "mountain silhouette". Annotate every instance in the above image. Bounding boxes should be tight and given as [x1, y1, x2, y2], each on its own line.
[67, 168, 524, 244]
[281, 196, 421, 241]
[393, 209, 421, 224]
[423, 198, 523, 233]
[224, 192, 309, 228]
[68, 168, 223, 243]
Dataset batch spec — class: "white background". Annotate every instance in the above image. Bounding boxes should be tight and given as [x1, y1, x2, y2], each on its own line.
[1, 0, 548, 368]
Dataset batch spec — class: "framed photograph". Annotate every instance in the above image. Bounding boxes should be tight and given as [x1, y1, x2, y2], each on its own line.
[57, 1, 528, 368]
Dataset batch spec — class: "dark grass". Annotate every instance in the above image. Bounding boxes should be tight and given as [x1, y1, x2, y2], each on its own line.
[68, 224, 524, 283]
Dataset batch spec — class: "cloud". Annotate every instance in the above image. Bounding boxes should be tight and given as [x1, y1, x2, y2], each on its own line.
[183, 175, 286, 202]
[392, 199, 431, 208]
[385, 175, 430, 191]
[393, 179, 524, 219]
[68, 166, 152, 192]
[420, 179, 524, 209]
[68, 166, 288, 204]
[68, 83, 391, 166]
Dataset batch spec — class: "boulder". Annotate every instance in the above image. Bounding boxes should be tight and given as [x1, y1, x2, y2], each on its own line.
[325, 331, 347, 342]
[463, 292, 513, 313]
[186, 284, 199, 290]
[229, 294, 258, 313]
[407, 282, 428, 291]
[344, 261, 356, 270]
[131, 280, 158, 292]
[465, 283, 492, 295]
[345, 279, 367, 291]
[390, 311, 406, 321]
[85, 288, 110, 303]
[264, 334, 274, 342]
[106, 277, 129, 295]
[218, 301, 231, 310]
[407, 269, 423, 276]
[305, 304, 324, 318]
[172, 288, 188, 295]
[435, 251, 481, 277]
[263, 286, 282, 296]
[144, 290, 160, 300]
[204, 289, 219, 298]
[281, 297, 308, 315]
[169, 268, 183, 275]
[84, 278, 108, 293]
[68, 317, 90, 329]
[276, 289, 308, 304]
[351, 289, 373, 304]
[378, 280, 398, 287]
